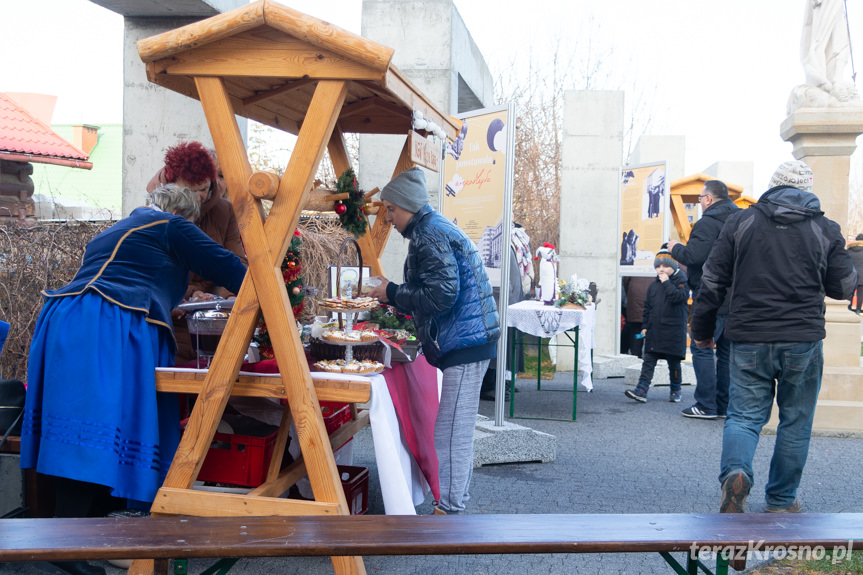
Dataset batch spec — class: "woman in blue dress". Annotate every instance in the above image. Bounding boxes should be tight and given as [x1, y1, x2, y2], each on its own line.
[20, 184, 246, 575]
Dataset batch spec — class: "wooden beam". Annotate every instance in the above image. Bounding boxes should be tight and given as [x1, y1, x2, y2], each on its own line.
[153, 487, 339, 517]
[242, 77, 317, 106]
[195, 76, 364, 575]
[137, 2, 265, 62]
[249, 410, 370, 499]
[151, 43, 381, 82]
[264, 1, 393, 75]
[670, 194, 691, 242]
[383, 68, 460, 140]
[154, 371, 371, 404]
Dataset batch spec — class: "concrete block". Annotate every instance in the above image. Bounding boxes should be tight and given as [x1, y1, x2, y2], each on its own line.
[592, 354, 642, 379]
[473, 415, 556, 467]
[0, 454, 23, 517]
[624, 359, 695, 386]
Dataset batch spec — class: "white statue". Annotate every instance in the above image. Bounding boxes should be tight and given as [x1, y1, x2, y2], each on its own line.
[788, 0, 861, 113]
[534, 244, 559, 305]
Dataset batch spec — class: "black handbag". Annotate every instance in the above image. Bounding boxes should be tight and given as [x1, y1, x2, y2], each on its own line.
[0, 378, 25, 449]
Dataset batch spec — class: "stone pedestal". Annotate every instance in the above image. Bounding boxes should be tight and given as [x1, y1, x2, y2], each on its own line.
[765, 109, 863, 435]
[473, 415, 556, 467]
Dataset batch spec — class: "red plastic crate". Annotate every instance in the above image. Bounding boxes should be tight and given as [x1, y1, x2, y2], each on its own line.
[339, 465, 369, 515]
[197, 429, 278, 488]
[321, 402, 351, 435]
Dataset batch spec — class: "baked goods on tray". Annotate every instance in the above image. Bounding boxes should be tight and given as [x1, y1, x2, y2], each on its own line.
[320, 329, 379, 343]
[313, 359, 385, 375]
[317, 296, 378, 311]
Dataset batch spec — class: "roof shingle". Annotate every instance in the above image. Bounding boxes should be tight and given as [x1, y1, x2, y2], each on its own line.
[0, 92, 90, 163]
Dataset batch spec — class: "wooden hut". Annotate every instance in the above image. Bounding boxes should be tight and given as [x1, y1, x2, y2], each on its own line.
[132, 3, 460, 574]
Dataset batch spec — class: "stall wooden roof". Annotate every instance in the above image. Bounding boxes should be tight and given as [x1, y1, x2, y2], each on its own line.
[137, 0, 460, 140]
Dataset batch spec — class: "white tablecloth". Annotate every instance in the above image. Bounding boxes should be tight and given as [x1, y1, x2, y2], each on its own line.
[506, 300, 595, 391]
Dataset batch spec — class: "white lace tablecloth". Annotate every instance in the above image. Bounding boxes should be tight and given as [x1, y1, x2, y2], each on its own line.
[507, 300, 595, 391]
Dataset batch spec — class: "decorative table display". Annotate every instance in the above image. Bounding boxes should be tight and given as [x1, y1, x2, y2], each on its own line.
[506, 299, 596, 421]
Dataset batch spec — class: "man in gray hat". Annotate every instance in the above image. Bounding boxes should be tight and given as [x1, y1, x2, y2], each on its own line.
[368, 167, 500, 515]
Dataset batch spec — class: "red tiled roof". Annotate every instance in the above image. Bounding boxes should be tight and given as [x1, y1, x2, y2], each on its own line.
[0, 92, 92, 168]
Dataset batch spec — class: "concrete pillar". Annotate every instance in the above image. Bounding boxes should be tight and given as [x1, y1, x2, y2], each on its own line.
[360, 0, 493, 280]
[764, 108, 863, 435]
[557, 91, 625, 363]
[121, 17, 219, 215]
[702, 161, 755, 198]
[629, 135, 686, 182]
[779, 109, 863, 368]
[90, 0, 246, 216]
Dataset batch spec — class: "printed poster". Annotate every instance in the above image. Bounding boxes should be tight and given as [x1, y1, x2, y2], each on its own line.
[620, 162, 667, 274]
[441, 106, 510, 278]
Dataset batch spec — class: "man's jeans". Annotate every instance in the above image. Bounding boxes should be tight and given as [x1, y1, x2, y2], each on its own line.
[720, 341, 823, 509]
[691, 315, 730, 414]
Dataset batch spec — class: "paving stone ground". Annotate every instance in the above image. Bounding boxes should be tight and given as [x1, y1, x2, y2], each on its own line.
[4, 371, 862, 575]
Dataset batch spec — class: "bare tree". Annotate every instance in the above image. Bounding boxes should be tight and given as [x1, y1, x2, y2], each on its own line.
[247, 120, 359, 188]
[493, 29, 659, 253]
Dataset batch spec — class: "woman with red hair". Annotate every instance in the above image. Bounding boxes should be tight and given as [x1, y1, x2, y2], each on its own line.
[147, 141, 246, 363]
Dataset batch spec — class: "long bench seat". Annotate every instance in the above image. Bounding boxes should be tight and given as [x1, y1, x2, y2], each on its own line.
[1, 513, 862, 574]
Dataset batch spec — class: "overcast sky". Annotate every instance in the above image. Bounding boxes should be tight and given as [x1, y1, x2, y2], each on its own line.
[2, 0, 861, 194]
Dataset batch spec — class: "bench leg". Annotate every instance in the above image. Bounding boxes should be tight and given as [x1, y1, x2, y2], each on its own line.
[659, 551, 724, 575]
[199, 558, 239, 575]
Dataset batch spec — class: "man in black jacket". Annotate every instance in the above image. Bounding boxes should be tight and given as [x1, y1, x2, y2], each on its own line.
[668, 180, 739, 419]
[691, 160, 858, 516]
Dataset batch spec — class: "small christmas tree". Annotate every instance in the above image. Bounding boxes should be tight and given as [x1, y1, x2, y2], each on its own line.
[255, 229, 305, 359]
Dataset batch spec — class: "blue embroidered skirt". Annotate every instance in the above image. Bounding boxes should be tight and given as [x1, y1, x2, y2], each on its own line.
[21, 291, 180, 503]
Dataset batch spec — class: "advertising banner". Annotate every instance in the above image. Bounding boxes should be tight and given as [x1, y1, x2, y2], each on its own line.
[441, 106, 510, 281]
[619, 162, 668, 275]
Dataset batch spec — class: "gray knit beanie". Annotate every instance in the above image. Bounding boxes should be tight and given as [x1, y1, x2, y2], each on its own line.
[654, 249, 679, 272]
[380, 167, 429, 213]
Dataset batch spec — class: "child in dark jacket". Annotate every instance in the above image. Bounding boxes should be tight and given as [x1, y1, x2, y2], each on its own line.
[625, 249, 690, 403]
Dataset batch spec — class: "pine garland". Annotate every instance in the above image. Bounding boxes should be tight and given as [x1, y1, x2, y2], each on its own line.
[335, 168, 368, 237]
[255, 229, 305, 359]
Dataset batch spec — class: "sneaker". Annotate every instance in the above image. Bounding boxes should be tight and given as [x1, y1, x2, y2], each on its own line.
[720, 470, 751, 514]
[765, 499, 802, 513]
[669, 391, 681, 403]
[624, 388, 647, 403]
[681, 405, 718, 419]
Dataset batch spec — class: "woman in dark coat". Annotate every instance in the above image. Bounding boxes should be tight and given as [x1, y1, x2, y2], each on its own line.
[624, 249, 689, 403]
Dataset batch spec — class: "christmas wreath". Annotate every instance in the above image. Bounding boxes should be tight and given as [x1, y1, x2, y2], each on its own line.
[334, 168, 368, 238]
[254, 229, 305, 359]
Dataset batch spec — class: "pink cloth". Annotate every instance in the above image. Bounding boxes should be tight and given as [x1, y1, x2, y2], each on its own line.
[239, 356, 441, 501]
[382, 357, 440, 501]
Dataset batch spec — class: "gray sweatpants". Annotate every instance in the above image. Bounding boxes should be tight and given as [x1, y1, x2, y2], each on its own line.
[435, 359, 490, 513]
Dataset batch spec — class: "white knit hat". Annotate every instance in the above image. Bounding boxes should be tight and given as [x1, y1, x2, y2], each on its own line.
[769, 160, 814, 193]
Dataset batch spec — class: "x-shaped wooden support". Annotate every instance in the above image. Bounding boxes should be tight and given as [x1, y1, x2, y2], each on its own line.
[129, 77, 365, 575]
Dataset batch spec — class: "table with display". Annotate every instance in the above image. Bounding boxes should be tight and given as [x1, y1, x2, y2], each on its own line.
[506, 300, 596, 421]
[158, 352, 441, 516]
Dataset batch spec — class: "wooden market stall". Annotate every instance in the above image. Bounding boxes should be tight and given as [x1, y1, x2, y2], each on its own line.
[669, 173, 754, 242]
[133, 2, 459, 574]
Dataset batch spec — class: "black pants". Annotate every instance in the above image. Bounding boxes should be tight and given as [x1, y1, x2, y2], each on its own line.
[621, 321, 643, 358]
[53, 476, 113, 518]
[637, 351, 682, 391]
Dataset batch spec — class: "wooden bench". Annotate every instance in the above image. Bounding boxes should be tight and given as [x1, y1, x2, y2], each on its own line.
[2, 513, 862, 575]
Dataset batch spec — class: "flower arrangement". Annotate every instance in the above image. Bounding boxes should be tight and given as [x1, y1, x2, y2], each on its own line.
[555, 277, 592, 309]
[367, 304, 417, 337]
